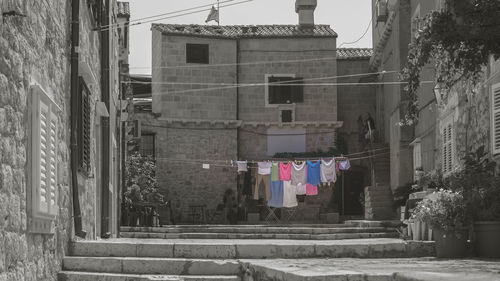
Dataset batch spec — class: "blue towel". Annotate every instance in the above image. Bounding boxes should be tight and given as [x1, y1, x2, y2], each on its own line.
[268, 179, 284, 208]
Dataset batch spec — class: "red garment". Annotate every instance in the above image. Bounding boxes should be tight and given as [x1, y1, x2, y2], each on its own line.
[306, 184, 318, 196]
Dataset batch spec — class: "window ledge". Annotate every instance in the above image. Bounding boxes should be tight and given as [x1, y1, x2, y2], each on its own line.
[29, 216, 56, 234]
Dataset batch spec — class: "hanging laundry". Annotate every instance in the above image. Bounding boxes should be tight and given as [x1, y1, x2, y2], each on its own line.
[296, 182, 307, 195]
[237, 160, 248, 173]
[338, 159, 351, 170]
[306, 183, 318, 196]
[306, 160, 321, 186]
[258, 161, 272, 175]
[279, 162, 291, 181]
[282, 181, 298, 208]
[291, 161, 307, 186]
[320, 158, 336, 184]
[268, 178, 284, 208]
[242, 170, 253, 196]
[271, 162, 280, 182]
[255, 162, 272, 200]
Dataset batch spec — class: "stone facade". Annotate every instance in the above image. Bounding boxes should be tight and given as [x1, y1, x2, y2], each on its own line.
[0, 0, 126, 280]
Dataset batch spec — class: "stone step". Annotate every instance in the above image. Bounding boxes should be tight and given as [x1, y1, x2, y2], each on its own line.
[120, 226, 396, 235]
[120, 231, 398, 240]
[70, 238, 434, 259]
[58, 271, 240, 281]
[344, 220, 401, 227]
[63, 257, 241, 275]
[365, 200, 395, 208]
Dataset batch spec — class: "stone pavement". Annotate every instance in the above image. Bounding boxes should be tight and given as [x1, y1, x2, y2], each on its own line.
[241, 258, 500, 281]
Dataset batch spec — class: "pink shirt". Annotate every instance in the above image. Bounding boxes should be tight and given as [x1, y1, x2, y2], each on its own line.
[279, 162, 292, 181]
[306, 184, 318, 196]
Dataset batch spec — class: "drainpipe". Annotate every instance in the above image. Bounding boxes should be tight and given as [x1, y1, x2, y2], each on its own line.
[100, 0, 111, 237]
[70, 0, 86, 239]
[236, 39, 241, 204]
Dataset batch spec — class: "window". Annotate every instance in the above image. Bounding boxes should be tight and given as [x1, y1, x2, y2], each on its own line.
[412, 141, 422, 180]
[139, 133, 155, 158]
[78, 78, 91, 173]
[267, 128, 306, 156]
[492, 83, 500, 155]
[186, 43, 209, 64]
[30, 85, 60, 224]
[376, 0, 388, 23]
[281, 110, 293, 123]
[411, 4, 422, 38]
[442, 119, 455, 175]
[267, 75, 303, 105]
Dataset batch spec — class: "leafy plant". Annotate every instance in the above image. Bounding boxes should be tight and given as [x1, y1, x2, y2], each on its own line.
[412, 189, 471, 232]
[401, 0, 500, 124]
[124, 153, 164, 204]
[445, 146, 500, 221]
[393, 182, 420, 207]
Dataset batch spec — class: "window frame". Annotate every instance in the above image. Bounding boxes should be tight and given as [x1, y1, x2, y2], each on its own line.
[264, 74, 304, 107]
[29, 84, 61, 232]
[186, 43, 209, 64]
[139, 132, 156, 158]
[491, 82, 500, 155]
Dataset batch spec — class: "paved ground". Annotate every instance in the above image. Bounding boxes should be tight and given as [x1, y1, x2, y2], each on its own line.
[241, 258, 500, 281]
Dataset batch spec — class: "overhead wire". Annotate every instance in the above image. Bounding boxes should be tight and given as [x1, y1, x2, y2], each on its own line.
[338, 2, 375, 48]
[97, 0, 254, 32]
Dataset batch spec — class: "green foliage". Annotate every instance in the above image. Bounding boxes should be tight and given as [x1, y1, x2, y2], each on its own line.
[445, 146, 500, 221]
[412, 189, 471, 232]
[401, 0, 500, 124]
[124, 153, 164, 204]
[393, 182, 420, 207]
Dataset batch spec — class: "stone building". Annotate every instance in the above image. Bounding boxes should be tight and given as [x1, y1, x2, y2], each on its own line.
[369, 0, 500, 197]
[0, 0, 128, 280]
[131, 0, 378, 222]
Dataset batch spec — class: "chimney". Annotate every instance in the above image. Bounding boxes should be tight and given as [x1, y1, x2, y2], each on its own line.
[295, 0, 317, 27]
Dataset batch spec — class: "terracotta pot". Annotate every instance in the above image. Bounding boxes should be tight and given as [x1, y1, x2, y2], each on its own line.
[474, 221, 500, 258]
[433, 228, 469, 258]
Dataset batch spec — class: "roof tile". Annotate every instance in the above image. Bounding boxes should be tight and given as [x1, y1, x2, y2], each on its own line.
[152, 24, 337, 38]
[337, 48, 373, 60]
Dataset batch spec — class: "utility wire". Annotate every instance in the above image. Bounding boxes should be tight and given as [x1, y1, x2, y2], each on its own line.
[135, 80, 434, 96]
[97, 0, 253, 32]
[338, 4, 375, 48]
[125, 70, 394, 86]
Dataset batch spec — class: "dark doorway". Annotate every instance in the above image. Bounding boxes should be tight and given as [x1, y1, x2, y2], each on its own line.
[342, 169, 366, 215]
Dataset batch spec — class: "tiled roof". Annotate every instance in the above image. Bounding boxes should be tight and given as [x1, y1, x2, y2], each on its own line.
[117, 2, 130, 17]
[337, 48, 373, 60]
[152, 24, 337, 38]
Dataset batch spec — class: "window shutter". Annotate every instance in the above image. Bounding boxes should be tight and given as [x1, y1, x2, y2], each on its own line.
[291, 78, 304, 103]
[492, 83, 500, 155]
[442, 123, 454, 174]
[47, 110, 58, 216]
[39, 100, 50, 214]
[78, 78, 91, 173]
[32, 88, 59, 219]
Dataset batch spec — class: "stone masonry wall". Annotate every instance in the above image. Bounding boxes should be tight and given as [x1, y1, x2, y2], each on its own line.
[336, 58, 375, 155]
[153, 34, 237, 120]
[0, 1, 101, 280]
[238, 37, 337, 123]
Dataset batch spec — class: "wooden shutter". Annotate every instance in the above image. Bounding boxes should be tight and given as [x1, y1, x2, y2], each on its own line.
[33, 90, 59, 217]
[268, 76, 296, 104]
[268, 76, 280, 104]
[78, 78, 91, 173]
[38, 100, 50, 214]
[442, 123, 453, 174]
[492, 83, 500, 155]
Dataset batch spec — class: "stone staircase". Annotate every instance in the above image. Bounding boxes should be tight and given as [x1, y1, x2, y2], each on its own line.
[58, 221, 435, 281]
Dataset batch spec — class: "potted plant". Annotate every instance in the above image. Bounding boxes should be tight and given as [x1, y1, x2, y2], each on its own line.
[412, 189, 471, 258]
[446, 147, 500, 258]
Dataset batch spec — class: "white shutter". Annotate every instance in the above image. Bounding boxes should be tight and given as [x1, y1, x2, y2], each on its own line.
[442, 121, 454, 175]
[38, 100, 50, 214]
[48, 111, 58, 215]
[32, 89, 59, 218]
[492, 83, 500, 155]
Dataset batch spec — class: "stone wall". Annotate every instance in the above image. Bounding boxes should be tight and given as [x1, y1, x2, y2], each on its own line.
[0, 0, 107, 280]
[336, 58, 375, 155]
[152, 34, 237, 120]
[238, 38, 337, 123]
